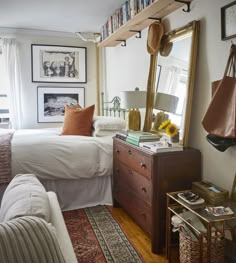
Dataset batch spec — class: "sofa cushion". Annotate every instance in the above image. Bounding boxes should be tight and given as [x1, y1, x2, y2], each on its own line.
[0, 174, 50, 222]
[0, 216, 65, 263]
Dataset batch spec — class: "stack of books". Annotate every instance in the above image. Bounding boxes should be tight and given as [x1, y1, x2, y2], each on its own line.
[116, 130, 160, 146]
[100, 0, 156, 41]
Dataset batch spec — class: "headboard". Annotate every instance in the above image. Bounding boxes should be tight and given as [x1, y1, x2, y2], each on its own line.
[101, 92, 126, 119]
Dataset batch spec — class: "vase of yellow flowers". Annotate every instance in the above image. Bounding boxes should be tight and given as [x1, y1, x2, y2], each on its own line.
[159, 120, 179, 143]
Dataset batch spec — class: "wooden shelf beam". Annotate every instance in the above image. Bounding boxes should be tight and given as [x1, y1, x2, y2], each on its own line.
[97, 0, 191, 48]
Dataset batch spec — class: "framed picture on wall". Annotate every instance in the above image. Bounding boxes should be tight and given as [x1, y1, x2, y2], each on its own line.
[32, 44, 87, 83]
[37, 86, 85, 123]
[221, 1, 236, 40]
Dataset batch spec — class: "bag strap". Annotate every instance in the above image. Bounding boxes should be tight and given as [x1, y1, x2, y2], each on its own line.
[224, 44, 236, 77]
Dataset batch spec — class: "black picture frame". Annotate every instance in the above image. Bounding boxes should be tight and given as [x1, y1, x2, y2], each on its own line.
[37, 86, 85, 123]
[31, 44, 87, 83]
[221, 1, 236, 41]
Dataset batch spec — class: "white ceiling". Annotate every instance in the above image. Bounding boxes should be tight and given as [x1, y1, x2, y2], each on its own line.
[0, 0, 126, 34]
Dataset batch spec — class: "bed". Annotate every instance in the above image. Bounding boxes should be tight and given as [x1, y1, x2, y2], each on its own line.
[0, 104, 126, 211]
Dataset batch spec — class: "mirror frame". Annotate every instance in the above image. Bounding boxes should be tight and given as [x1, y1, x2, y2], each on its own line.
[153, 20, 200, 146]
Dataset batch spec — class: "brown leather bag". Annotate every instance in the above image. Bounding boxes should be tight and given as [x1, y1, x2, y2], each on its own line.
[202, 44, 236, 138]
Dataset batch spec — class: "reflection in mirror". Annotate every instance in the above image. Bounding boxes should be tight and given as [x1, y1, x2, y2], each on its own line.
[153, 20, 200, 146]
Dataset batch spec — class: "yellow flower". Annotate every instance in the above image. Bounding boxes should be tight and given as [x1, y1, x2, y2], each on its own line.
[158, 120, 171, 130]
[166, 123, 178, 137]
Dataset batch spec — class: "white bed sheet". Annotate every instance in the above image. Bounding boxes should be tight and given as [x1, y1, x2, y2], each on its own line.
[11, 128, 113, 180]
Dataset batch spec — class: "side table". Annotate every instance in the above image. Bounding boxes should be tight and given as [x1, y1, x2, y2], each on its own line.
[166, 190, 236, 263]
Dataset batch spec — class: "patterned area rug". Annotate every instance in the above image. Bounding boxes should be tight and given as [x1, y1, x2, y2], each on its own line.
[63, 205, 143, 263]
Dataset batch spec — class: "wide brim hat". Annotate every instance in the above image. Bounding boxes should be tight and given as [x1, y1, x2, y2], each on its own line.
[160, 41, 173, 57]
[147, 22, 164, 55]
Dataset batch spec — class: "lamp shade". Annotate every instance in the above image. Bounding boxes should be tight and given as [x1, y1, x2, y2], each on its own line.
[120, 91, 147, 109]
[154, 92, 179, 113]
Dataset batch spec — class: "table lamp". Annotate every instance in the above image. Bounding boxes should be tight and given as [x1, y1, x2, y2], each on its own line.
[153, 92, 179, 131]
[120, 89, 146, 131]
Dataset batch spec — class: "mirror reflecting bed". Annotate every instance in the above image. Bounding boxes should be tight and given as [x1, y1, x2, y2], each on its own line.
[153, 20, 200, 146]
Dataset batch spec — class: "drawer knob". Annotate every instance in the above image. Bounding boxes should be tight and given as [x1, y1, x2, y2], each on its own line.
[128, 169, 133, 175]
[140, 163, 146, 169]
[128, 150, 132, 155]
[115, 149, 120, 154]
[141, 213, 146, 219]
[141, 187, 147, 193]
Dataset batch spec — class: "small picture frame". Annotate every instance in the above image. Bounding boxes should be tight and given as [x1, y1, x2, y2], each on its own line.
[221, 1, 236, 40]
[32, 44, 87, 83]
[230, 173, 236, 201]
[37, 86, 85, 123]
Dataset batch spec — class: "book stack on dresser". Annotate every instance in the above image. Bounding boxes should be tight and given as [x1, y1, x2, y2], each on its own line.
[116, 130, 159, 146]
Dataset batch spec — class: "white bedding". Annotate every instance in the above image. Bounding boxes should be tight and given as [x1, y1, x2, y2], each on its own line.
[11, 128, 113, 180]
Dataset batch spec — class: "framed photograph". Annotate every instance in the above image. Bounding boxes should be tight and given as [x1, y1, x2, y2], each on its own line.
[37, 86, 85, 123]
[32, 44, 87, 83]
[221, 1, 236, 40]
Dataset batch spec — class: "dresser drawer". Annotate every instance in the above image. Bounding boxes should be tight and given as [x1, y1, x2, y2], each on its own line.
[114, 186, 152, 235]
[114, 162, 152, 205]
[114, 140, 152, 178]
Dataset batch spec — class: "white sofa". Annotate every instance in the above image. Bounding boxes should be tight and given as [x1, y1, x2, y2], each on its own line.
[47, 191, 77, 263]
[0, 174, 77, 263]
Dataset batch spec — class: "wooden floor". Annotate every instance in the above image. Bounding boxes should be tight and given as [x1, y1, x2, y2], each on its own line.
[109, 206, 179, 263]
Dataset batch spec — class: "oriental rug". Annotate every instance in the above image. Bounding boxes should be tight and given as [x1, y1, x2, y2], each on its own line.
[63, 205, 143, 263]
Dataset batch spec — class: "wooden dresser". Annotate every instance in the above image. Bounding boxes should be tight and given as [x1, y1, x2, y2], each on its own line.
[113, 138, 201, 254]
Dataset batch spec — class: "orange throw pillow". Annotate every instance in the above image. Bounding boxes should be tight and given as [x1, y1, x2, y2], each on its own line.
[61, 104, 95, 136]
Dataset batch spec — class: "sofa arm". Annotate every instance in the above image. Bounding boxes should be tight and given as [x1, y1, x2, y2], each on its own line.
[47, 192, 77, 263]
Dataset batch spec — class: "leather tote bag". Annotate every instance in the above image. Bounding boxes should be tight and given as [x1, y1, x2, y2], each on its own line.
[202, 44, 236, 138]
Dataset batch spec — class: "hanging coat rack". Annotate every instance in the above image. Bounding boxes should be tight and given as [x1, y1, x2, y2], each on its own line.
[129, 30, 142, 39]
[116, 39, 126, 47]
[175, 0, 191, 12]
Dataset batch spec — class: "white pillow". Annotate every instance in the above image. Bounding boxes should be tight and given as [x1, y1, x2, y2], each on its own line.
[0, 174, 50, 222]
[92, 129, 120, 137]
[93, 116, 126, 130]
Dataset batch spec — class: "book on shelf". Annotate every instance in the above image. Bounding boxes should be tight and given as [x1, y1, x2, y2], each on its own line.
[100, 0, 154, 41]
[127, 131, 160, 140]
[139, 141, 183, 153]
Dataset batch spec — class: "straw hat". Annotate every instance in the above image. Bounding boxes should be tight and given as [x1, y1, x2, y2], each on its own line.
[160, 41, 173, 57]
[147, 22, 164, 55]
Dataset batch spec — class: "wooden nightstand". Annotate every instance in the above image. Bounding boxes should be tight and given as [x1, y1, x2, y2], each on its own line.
[113, 137, 201, 254]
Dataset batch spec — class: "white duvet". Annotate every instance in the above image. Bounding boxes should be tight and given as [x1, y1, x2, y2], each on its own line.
[11, 128, 113, 180]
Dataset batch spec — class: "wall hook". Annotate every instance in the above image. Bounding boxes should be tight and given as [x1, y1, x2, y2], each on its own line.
[116, 40, 126, 47]
[175, 0, 191, 12]
[129, 30, 142, 39]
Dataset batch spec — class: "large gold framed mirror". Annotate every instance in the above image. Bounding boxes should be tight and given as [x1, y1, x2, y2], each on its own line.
[152, 20, 200, 146]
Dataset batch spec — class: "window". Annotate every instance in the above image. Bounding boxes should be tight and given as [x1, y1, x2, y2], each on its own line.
[0, 43, 10, 124]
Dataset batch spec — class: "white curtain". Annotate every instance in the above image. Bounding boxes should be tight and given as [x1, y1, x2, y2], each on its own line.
[2, 38, 23, 129]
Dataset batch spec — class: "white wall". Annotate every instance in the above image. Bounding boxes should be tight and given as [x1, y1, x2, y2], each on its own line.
[0, 29, 97, 129]
[104, 0, 236, 191]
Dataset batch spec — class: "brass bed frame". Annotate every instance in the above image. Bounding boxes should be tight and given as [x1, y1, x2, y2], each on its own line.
[101, 92, 126, 119]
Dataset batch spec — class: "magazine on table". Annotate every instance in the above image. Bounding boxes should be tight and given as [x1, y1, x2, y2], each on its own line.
[139, 141, 183, 153]
[205, 206, 234, 216]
